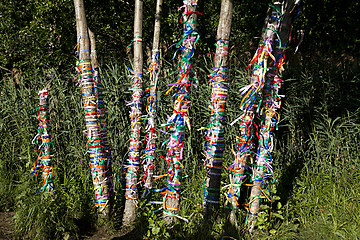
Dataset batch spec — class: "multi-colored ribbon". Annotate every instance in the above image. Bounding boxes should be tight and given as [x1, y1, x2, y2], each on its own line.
[32, 89, 55, 193]
[227, 5, 283, 213]
[161, 0, 200, 221]
[203, 37, 230, 208]
[123, 2, 144, 223]
[93, 66, 113, 198]
[125, 67, 143, 204]
[241, 2, 299, 231]
[75, 56, 110, 212]
[142, 49, 161, 194]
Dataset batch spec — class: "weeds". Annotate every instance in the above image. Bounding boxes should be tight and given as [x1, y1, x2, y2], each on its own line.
[1, 54, 360, 239]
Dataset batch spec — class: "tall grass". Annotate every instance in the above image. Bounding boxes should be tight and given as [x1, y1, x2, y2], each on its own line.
[1, 54, 359, 239]
[272, 59, 360, 239]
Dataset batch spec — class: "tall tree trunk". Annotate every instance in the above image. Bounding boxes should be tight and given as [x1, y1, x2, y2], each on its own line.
[204, 0, 233, 217]
[88, 28, 114, 208]
[246, 0, 297, 233]
[163, 1, 199, 224]
[143, 0, 163, 196]
[123, 0, 143, 227]
[232, 9, 275, 216]
[35, 89, 55, 193]
[246, 1, 283, 232]
[74, 0, 109, 217]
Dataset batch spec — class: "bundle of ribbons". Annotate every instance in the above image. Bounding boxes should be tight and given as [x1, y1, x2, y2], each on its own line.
[203, 37, 230, 206]
[93, 66, 113, 197]
[32, 89, 55, 193]
[226, 1, 297, 225]
[75, 56, 110, 211]
[125, 67, 143, 204]
[160, 0, 200, 220]
[142, 48, 161, 195]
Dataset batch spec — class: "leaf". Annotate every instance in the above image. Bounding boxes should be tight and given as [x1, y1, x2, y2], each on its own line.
[272, 213, 284, 220]
[269, 229, 277, 235]
[272, 195, 281, 201]
[260, 204, 270, 210]
[152, 226, 160, 235]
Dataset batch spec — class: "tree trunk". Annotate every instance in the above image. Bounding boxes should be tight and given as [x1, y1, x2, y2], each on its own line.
[234, 8, 275, 221]
[163, 1, 199, 224]
[74, 0, 109, 218]
[234, 6, 274, 194]
[247, 0, 297, 233]
[36, 89, 55, 193]
[88, 28, 114, 209]
[143, 0, 163, 196]
[204, 0, 233, 218]
[88, 29, 99, 69]
[123, 0, 143, 227]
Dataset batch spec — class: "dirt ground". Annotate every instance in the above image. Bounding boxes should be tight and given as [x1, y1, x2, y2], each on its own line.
[0, 212, 15, 240]
[0, 211, 138, 240]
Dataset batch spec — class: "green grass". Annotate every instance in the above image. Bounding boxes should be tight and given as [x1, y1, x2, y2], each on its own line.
[1, 54, 360, 239]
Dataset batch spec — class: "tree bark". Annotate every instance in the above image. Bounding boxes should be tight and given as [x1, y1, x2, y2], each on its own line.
[74, 0, 109, 218]
[88, 29, 99, 69]
[143, 0, 163, 195]
[247, 0, 296, 233]
[123, 0, 143, 227]
[204, 0, 233, 218]
[163, 1, 199, 224]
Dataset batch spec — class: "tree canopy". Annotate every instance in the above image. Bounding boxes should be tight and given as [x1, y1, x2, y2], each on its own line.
[1, 0, 359, 79]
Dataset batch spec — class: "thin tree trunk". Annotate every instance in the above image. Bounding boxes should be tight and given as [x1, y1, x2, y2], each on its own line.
[36, 89, 55, 193]
[88, 29, 99, 69]
[233, 6, 274, 216]
[123, 0, 143, 227]
[163, 1, 199, 224]
[74, 0, 109, 217]
[88, 28, 114, 208]
[204, 0, 233, 218]
[247, 1, 298, 233]
[143, 0, 163, 196]
[232, 9, 274, 211]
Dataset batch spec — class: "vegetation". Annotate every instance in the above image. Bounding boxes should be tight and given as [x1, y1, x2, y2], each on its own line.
[1, 0, 360, 239]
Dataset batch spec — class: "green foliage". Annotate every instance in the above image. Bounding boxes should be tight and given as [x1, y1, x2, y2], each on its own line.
[1, 0, 360, 239]
[2, 51, 360, 239]
[295, 0, 360, 54]
[0, 0, 75, 79]
[0, 0, 272, 78]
